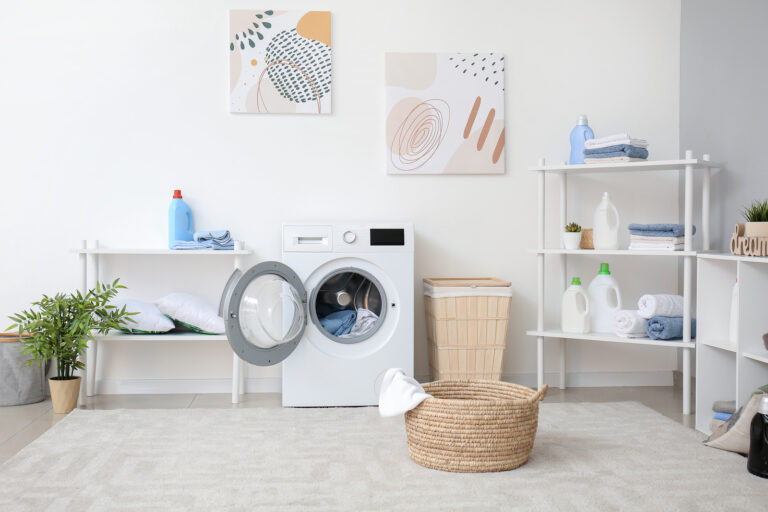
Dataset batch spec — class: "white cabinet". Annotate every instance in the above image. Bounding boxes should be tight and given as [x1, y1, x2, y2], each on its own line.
[696, 253, 768, 433]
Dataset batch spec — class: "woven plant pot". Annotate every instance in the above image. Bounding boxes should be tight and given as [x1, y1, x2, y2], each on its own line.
[404, 380, 547, 473]
[49, 377, 80, 414]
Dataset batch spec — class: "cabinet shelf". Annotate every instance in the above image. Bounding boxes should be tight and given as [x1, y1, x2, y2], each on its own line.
[527, 330, 695, 349]
[75, 248, 251, 255]
[699, 339, 737, 353]
[532, 249, 696, 257]
[528, 158, 718, 174]
[743, 351, 768, 365]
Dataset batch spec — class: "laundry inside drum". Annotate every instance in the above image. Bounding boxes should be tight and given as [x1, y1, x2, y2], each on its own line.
[313, 271, 386, 342]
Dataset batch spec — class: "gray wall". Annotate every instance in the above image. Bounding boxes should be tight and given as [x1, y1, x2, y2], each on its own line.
[680, 0, 768, 251]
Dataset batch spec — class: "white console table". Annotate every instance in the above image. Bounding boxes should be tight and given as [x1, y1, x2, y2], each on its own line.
[76, 240, 251, 406]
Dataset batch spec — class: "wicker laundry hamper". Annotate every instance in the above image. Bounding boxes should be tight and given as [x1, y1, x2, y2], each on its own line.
[424, 278, 513, 380]
[404, 380, 547, 473]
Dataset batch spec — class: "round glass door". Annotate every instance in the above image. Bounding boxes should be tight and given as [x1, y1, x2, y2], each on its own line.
[309, 268, 387, 345]
[221, 262, 307, 366]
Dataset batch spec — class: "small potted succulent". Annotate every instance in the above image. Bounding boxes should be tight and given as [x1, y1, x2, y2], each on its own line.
[7, 280, 134, 414]
[563, 222, 582, 250]
[742, 199, 768, 238]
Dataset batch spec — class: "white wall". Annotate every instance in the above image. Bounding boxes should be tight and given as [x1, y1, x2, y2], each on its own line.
[0, 0, 682, 392]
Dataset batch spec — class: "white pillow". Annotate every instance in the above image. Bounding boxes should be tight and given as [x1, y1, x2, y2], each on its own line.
[153, 293, 225, 334]
[113, 299, 175, 334]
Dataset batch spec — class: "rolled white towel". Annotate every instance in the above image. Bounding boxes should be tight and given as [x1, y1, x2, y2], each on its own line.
[613, 310, 647, 337]
[637, 294, 684, 319]
[378, 368, 432, 417]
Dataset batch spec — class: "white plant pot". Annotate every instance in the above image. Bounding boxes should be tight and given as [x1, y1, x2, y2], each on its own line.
[562, 232, 582, 250]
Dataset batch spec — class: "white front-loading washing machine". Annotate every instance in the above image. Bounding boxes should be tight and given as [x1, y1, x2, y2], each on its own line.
[220, 223, 414, 406]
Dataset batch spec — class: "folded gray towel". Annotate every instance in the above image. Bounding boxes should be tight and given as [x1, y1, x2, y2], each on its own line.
[712, 400, 736, 414]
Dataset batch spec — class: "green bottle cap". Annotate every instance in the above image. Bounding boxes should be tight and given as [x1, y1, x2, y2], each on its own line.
[598, 263, 611, 275]
[571, 277, 581, 286]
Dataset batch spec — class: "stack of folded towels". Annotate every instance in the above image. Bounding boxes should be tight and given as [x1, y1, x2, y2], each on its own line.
[584, 133, 649, 163]
[172, 230, 235, 250]
[710, 400, 735, 433]
[628, 223, 694, 251]
[613, 293, 696, 340]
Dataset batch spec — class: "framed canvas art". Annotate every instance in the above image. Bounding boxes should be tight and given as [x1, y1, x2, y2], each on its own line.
[229, 10, 331, 114]
[385, 52, 505, 174]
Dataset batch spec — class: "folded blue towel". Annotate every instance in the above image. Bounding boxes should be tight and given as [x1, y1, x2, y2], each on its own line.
[583, 145, 649, 159]
[172, 230, 235, 250]
[713, 412, 733, 422]
[646, 316, 696, 341]
[319, 309, 357, 336]
[628, 224, 696, 237]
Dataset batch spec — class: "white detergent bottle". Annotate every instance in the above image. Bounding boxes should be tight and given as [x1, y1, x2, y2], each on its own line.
[593, 192, 620, 250]
[562, 277, 590, 333]
[587, 263, 622, 333]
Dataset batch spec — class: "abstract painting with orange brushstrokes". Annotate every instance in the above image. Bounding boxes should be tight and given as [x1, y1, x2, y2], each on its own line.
[229, 10, 331, 114]
[385, 52, 505, 174]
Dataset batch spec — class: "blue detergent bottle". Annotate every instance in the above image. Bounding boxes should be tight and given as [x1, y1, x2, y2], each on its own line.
[168, 189, 194, 248]
[569, 115, 595, 165]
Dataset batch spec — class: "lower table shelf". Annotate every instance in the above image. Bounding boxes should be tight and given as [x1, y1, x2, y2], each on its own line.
[743, 351, 768, 365]
[94, 332, 228, 342]
[526, 329, 695, 349]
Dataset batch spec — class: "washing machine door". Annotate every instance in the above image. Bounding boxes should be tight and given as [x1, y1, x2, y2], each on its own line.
[220, 261, 307, 366]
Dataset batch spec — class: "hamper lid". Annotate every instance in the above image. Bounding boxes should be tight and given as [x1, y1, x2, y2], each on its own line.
[423, 278, 513, 298]
[0, 332, 30, 343]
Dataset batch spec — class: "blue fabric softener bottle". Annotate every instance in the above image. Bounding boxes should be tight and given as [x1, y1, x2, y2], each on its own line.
[168, 189, 194, 248]
[569, 115, 595, 165]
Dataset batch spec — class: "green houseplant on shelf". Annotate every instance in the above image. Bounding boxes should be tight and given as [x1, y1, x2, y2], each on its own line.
[7, 280, 135, 413]
[562, 222, 582, 250]
[742, 199, 768, 238]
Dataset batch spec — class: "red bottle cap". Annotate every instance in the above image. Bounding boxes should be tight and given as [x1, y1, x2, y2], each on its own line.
[173, 189, 182, 198]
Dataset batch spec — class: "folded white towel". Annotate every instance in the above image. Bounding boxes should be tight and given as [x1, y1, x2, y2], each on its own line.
[630, 235, 685, 243]
[614, 309, 647, 337]
[585, 133, 649, 149]
[628, 242, 684, 251]
[584, 157, 647, 164]
[378, 368, 432, 417]
[637, 294, 684, 319]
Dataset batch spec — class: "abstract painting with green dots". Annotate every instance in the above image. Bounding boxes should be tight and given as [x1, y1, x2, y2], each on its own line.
[385, 52, 505, 174]
[229, 10, 331, 114]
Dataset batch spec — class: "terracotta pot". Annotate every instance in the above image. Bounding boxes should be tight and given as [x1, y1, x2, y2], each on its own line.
[49, 376, 81, 414]
[562, 232, 582, 250]
[744, 222, 768, 238]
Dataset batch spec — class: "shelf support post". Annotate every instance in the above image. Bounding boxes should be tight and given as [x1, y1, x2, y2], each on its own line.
[86, 240, 99, 399]
[559, 172, 567, 389]
[78, 240, 88, 407]
[232, 241, 245, 404]
[702, 154, 711, 251]
[537, 161, 545, 388]
[682, 151, 694, 415]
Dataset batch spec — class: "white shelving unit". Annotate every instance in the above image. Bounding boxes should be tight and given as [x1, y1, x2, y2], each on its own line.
[75, 240, 252, 406]
[695, 253, 768, 434]
[526, 151, 717, 415]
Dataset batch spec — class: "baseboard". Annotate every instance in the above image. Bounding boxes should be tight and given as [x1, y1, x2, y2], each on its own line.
[96, 370, 675, 395]
[96, 378, 281, 395]
[416, 370, 674, 388]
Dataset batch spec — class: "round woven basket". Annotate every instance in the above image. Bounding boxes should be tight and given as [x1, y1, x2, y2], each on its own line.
[404, 380, 548, 473]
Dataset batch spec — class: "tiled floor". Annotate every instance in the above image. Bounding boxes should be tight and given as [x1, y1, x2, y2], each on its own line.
[0, 387, 694, 466]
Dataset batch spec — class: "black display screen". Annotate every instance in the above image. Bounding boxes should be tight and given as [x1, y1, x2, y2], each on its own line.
[370, 229, 405, 246]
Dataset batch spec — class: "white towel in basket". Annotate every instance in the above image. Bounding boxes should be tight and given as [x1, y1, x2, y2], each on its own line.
[378, 368, 432, 417]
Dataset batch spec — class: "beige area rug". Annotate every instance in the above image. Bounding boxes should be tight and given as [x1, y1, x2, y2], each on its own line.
[0, 402, 764, 511]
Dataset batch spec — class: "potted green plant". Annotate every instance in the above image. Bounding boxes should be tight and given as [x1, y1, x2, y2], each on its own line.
[563, 222, 582, 250]
[742, 199, 768, 238]
[7, 280, 134, 413]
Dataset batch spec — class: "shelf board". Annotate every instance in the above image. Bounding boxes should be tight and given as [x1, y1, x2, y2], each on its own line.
[94, 332, 227, 342]
[532, 248, 695, 257]
[698, 252, 768, 264]
[75, 248, 251, 256]
[743, 351, 768, 365]
[528, 158, 719, 174]
[699, 339, 737, 353]
[526, 329, 695, 348]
